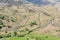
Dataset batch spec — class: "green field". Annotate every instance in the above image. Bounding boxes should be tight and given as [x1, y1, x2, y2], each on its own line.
[1, 34, 60, 40]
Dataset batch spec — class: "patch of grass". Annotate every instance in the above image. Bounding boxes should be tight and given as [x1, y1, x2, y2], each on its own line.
[1, 34, 60, 40]
[2, 37, 27, 40]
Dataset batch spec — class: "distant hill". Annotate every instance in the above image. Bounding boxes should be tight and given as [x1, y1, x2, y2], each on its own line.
[26, 0, 51, 5]
[0, 0, 29, 6]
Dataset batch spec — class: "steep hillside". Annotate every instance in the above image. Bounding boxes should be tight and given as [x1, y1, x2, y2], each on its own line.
[0, 0, 60, 38]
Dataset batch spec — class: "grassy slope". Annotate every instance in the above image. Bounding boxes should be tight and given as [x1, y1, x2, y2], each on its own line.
[1, 34, 60, 40]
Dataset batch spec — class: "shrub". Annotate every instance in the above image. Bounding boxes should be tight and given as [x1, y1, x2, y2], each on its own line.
[7, 19, 10, 22]
[0, 25, 3, 29]
[0, 14, 6, 20]
[25, 28, 29, 31]
[11, 31, 17, 37]
[27, 30, 33, 34]
[12, 10, 19, 15]
[11, 17, 17, 22]
[0, 35, 3, 38]
[5, 30, 7, 33]
[17, 33, 24, 37]
[28, 9, 35, 13]
[0, 33, 11, 38]
[26, 38, 29, 40]
[6, 33, 11, 37]
[56, 30, 60, 32]
[36, 37, 41, 40]
[0, 33, 8, 38]
[0, 20, 4, 29]
[30, 21, 37, 26]
[0, 20, 3, 25]
[16, 30, 27, 37]
[45, 36, 48, 38]
[8, 25, 12, 28]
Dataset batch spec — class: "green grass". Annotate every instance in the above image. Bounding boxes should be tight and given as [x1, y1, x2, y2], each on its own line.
[1, 37, 26, 40]
[1, 34, 60, 40]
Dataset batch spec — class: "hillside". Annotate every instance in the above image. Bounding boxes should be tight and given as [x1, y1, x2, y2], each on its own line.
[0, 0, 60, 39]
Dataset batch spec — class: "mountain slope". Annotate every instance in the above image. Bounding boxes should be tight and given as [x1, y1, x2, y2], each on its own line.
[0, 0, 60, 38]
